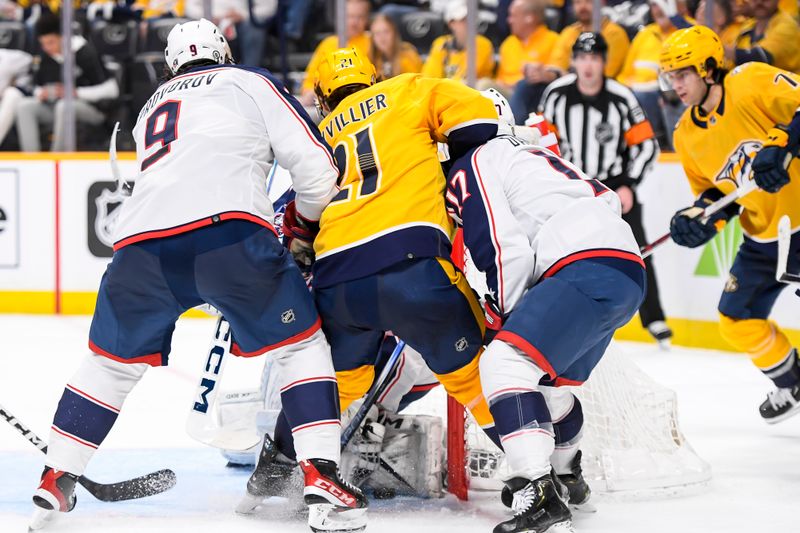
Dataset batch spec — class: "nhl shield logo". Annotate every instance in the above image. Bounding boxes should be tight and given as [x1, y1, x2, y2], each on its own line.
[281, 309, 296, 324]
[724, 274, 739, 293]
[94, 186, 130, 248]
[455, 337, 469, 352]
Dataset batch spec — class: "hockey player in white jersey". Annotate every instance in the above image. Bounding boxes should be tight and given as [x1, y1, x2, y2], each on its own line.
[29, 19, 367, 532]
[445, 90, 645, 533]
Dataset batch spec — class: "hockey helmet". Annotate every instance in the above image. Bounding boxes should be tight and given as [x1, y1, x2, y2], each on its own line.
[165, 18, 233, 75]
[481, 88, 515, 129]
[659, 25, 723, 78]
[314, 47, 377, 102]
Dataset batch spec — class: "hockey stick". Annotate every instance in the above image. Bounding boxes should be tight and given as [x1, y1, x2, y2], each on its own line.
[108, 121, 131, 196]
[340, 339, 406, 450]
[640, 188, 743, 258]
[0, 404, 176, 502]
[776, 215, 800, 285]
[186, 316, 262, 451]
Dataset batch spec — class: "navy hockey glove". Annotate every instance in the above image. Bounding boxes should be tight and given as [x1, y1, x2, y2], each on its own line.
[670, 190, 736, 248]
[753, 127, 797, 193]
[282, 200, 319, 274]
[483, 296, 505, 344]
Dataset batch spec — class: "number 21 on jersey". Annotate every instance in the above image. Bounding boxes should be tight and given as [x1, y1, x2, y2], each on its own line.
[330, 124, 383, 204]
[141, 100, 181, 171]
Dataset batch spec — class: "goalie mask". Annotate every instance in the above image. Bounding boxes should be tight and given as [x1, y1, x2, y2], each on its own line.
[165, 18, 233, 75]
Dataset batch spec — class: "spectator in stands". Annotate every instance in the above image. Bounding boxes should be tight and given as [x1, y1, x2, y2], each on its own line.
[695, 0, 743, 50]
[185, 0, 277, 67]
[617, 0, 692, 149]
[779, 0, 798, 20]
[369, 13, 422, 79]
[134, 0, 184, 19]
[0, 49, 31, 148]
[546, 0, 630, 78]
[15, 12, 118, 151]
[300, 0, 371, 106]
[496, 0, 559, 124]
[284, 0, 315, 41]
[422, 0, 495, 81]
[726, 0, 800, 73]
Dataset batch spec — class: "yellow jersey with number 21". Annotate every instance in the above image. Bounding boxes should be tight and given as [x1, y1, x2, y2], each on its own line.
[313, 73, 498, 288]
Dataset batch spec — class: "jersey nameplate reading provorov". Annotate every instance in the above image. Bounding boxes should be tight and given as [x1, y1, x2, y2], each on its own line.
[138, 72, 220, 121]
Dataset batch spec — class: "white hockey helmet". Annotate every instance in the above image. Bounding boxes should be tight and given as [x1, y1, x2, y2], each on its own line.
[480, 88, 545, 144]
[165, 18, 233, 75]
[481, 88, 515, 131]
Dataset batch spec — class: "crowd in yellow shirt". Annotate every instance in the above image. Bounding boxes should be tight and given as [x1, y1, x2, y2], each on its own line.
[294, 0, 800, 148]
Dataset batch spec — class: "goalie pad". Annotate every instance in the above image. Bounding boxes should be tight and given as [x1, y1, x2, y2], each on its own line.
[219, 356, 284, 466]
[341, 411, 445, 498]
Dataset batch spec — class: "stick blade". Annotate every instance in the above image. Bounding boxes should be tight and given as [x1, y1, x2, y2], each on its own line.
[78, 468, 177, 502]
[776, 215, 793, 283]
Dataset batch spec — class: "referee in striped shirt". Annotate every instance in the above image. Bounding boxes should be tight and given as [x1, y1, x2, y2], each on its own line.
[538, 32, 672, 346]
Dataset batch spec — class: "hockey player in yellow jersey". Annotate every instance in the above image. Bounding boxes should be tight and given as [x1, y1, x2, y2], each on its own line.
[660, 25, 800, 423]
[309, 48, 501, 444]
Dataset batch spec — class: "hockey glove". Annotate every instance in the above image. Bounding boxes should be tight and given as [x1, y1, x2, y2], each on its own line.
[282, 200, 319, 274]
[752, 127, 796, 193]
[670, 190, 736, 248]
[484, 296, 505, 344]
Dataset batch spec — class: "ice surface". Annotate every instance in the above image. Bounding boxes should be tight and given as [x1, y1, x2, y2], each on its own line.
[1, 315, 798, 532]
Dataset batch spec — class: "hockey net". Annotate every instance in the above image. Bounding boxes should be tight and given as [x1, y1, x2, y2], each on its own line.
[447, 231, 711, 500]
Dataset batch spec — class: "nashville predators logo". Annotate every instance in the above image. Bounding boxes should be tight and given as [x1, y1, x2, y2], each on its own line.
[281, 309, 296, 324]
[715, 141, 762, 190]
[724, 274, 739, 293]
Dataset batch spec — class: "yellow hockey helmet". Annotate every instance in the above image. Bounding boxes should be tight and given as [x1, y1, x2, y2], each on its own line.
[659, 25, 724, 78]
[314, 47, 377, 101]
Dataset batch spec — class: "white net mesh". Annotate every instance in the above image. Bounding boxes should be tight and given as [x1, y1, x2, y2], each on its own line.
[460, 344, 712, 494]
[452, 243, 712, 495]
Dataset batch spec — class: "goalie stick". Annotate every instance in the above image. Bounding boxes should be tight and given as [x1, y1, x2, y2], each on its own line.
[186, 316, 262, 451]
[340, 339, 406, 450]
[640, 187, 744, 258]
[0, 403, 176, 502]
[776, 215, 800, 285]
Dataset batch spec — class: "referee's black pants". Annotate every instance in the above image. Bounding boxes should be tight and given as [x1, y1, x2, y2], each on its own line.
[623, 199, 666, 327]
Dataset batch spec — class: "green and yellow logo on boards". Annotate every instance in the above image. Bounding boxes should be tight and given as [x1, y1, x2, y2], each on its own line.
[694, 219, 744, 277]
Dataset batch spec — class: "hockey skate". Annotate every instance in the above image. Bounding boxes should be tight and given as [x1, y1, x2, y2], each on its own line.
[646, 321, 672, 350]
[494, 475, 574, 533]
[29, 466, 78, 531]
[555, 451, 593, 511]
[301, 458, 368, 533]
[759, 383, 800, 424]
[502, 453, 593, 513]
[236, 434, 299, 514]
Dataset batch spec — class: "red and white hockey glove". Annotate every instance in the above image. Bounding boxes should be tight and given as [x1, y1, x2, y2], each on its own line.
[484, 296, 505, 344]
[282, 200, 319, 273]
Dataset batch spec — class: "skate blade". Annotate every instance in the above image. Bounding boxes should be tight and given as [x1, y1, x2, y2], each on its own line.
[308, 503, 367, 533]
[28, 506, 56, 531]
[764, 404, 800, 425]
